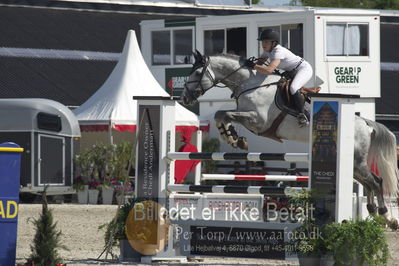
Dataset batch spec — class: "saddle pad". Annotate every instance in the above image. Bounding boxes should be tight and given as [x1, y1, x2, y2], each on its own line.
[274, 81, 310, 117]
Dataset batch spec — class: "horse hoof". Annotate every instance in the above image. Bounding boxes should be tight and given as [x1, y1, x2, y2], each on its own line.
[390, 218, 399, 230]
[366, 203, 377, 214]
[237, 137, 248, 150]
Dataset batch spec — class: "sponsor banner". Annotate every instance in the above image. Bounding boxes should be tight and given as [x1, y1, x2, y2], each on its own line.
[165, 67, 199, 114]
[0, 198, 18, 222]
[311, 101, 338, 224]
[165, 68, 192, 96]
[136, 105, 160, 202]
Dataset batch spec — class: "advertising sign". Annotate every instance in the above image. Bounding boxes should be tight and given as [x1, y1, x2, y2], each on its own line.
[311, 101, 339, 225]
[165, 67, 199, 114]
[136, 105, 160, 202]
[0, 143, 22, 266]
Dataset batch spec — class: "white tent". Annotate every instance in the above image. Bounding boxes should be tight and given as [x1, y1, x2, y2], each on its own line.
[73, 30, 201, 138]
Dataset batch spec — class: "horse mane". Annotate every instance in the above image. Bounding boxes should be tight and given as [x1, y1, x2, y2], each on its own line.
[214, 53, 242, 61]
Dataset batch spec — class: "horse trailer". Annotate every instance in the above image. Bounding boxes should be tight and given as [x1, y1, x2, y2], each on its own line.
[0, 98, 81, 195]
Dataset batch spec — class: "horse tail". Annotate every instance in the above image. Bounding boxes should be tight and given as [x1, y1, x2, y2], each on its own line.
[366, 119, 399, 197]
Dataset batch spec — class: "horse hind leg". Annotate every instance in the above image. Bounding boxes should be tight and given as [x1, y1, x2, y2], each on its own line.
[363, 187, 377, 215]
[355, 174, 378, 215]
[367, 170, 399, 229]
[355, 164, 398, 229]
[373, 174, 399, 230]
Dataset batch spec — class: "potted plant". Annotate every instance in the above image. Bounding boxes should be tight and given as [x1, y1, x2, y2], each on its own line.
[322, 216, 389, 266]
[101, 177, 118, 205]
[108, 142, 135, 205]
[115, 181, 133, 205]
[88, 180, 100, 204]
[72, 176, 89, 204]
[98, 198, 141, 261]
[74, 141, 135, 205]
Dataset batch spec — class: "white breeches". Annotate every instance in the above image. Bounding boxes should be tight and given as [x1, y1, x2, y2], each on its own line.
[290, 61, 313, 95]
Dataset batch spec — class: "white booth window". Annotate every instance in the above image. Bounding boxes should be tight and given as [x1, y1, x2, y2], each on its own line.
[282, 24, 303, 57]
[152, 29, 193, 65]
[174, 29, 193, 64]
[204, 27, 246, 57]
[204, 29, 225, 55]
[152, 31, 171, 65]
[258, 24, 303, 57]
[326, 23, 369, 56]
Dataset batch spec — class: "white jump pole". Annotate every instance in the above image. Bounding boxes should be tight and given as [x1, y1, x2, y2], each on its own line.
[167, 152, 309, 162]
[201, 174, 309, 181]
[194, 130, 202, 185]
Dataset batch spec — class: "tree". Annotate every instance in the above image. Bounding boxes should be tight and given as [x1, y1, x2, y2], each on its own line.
[296, 0, 399, 9]
[252, 0, 262, 4]
[28, 187, 67, 265]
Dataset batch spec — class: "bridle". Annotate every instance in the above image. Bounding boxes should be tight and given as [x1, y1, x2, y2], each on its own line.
[184, 56, 215, 100]
[184, 56, 247, 101]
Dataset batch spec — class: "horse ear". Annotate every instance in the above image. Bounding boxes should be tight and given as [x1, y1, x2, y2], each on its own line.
[195, 49, 203, 60]
[192, 51, 199, 63]
[192, 50, 203, 64]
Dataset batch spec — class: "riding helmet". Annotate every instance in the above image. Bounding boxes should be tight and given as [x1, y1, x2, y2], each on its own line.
[257, 29, 280, 42]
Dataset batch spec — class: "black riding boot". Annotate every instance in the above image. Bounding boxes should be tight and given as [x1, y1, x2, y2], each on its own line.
[292, 90, 309, 127]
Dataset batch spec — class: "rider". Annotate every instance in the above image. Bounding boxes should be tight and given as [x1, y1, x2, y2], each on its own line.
[246, 29, 313, 127]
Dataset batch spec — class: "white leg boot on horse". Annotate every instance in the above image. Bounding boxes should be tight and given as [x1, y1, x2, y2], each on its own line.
[214, 110, 256, 150]
[216, 122, 231, 143]
[216, 121, 248, 150]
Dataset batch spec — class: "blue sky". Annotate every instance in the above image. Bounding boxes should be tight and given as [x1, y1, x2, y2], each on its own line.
[313, 101, 339, 114]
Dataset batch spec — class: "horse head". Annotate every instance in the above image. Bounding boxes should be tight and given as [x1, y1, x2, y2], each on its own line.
[181, 50, 217, 106]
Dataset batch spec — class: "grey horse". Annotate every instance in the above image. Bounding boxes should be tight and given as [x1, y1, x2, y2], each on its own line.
[181, 51, 399, 229]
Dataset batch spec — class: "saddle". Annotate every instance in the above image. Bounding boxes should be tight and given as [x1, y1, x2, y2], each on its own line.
[275, 77, 321, 116]
[260, 76, 321, 143]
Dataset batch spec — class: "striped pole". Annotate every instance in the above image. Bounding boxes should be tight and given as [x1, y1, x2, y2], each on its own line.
[167, 152, 308, 162]
[167, 184, 304, 196]
[201, 174, 309, 182]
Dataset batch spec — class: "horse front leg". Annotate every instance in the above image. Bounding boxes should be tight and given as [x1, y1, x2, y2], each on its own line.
[214, 110, 258, 150]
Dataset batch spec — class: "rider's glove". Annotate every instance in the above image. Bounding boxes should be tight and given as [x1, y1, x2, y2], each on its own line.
[244, 57, 256, 69]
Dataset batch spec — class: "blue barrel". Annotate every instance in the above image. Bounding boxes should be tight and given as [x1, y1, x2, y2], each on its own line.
[0, 142, 23, 266]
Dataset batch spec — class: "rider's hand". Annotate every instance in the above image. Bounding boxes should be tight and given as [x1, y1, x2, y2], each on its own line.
[244, 58, 256, 69]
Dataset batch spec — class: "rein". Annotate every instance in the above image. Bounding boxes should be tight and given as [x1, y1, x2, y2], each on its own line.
[186, 55, 280, 101]
[233, 80, 281, 100]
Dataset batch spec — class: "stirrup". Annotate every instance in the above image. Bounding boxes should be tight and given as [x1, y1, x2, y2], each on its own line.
[297, 113, 309, 127]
